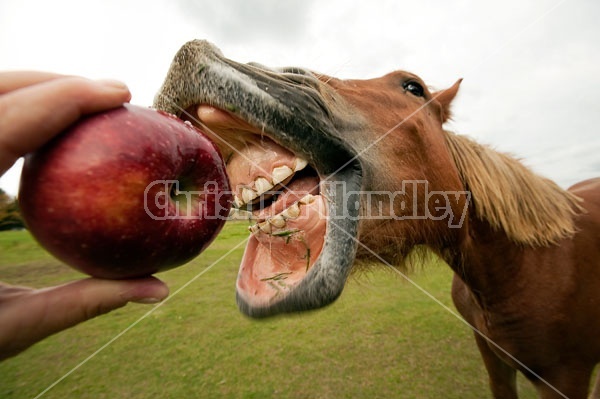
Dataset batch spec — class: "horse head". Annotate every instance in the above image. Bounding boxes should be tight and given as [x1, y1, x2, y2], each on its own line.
[154, 39, 578, 318]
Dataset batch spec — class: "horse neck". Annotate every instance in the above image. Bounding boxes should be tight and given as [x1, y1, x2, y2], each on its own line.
[443, 215, 526, 301]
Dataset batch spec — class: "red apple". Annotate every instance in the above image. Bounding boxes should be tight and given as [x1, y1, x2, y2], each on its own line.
[19, 104, 232, 279]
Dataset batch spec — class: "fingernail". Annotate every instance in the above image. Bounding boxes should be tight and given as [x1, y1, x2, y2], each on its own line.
[132, 297, 163, 305]
[121, 277, 169, 304]
[96, 79, 129, 90]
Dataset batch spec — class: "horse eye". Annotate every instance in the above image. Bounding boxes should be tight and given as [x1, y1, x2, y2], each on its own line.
[403, 81, 425, 97]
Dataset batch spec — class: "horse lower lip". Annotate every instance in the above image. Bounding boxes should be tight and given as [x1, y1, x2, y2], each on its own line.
[237, 194, 328, 308]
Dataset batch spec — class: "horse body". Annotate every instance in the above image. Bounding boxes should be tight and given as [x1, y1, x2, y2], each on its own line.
[452, 178, 600, 398]
[156, 40, 600, 398]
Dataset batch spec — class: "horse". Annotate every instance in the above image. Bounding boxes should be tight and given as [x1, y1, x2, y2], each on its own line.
[154, 40, 600, 398]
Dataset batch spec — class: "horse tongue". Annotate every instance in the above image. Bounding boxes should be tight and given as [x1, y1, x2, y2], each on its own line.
[253, 175, 320, 220]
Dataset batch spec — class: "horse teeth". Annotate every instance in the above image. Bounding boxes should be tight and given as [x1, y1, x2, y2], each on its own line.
[282, 203, 300, 219]
[294, 157, 308, 171]
[269, 215, 286, 228]
[248, 221, 272, 234]
[272, 165, 293, 185]
[233, 195, 244, 208]
[241, 187, 258, 204]
[298, 194, 315, 205]
[258, 221, 272, 234]
[254, 177, 273, 195]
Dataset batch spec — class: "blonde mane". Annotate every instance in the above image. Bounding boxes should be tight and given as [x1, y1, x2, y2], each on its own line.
[443, 132, 583, 246]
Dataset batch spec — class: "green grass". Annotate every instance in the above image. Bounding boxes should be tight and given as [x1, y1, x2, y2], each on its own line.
[0, 223, 539, 398]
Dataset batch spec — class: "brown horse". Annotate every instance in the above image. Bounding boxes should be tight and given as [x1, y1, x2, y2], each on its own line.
[155, 40, 600, 398]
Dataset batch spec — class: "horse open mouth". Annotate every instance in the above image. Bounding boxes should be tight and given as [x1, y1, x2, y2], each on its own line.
[155, 40, 363, 317]
[191, 105, 329, 310]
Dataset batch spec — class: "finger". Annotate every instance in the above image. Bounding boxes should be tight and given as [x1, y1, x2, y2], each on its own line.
[0, 71, 65, 94]
[0, 76, 131, 174]
[0, 277, 168, 360]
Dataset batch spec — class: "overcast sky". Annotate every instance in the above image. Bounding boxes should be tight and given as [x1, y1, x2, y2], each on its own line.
[0, 0, 598, 195]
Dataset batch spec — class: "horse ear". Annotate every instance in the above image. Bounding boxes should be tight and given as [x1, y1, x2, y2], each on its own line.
[433, 79, 462, 122]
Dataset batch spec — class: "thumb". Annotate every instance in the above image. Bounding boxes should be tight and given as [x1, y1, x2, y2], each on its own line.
[0, 277, 168, 360]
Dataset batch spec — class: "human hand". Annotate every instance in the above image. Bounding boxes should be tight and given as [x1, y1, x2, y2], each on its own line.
[0, 71, 132, 174]
[0, 71, 169, 360]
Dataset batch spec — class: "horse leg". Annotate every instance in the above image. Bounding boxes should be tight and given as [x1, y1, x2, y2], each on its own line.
[589, 368, 600, 399]
[473, 334, 519, 399]
[532, 364, 594, 399]
[452, 276, 518, 398]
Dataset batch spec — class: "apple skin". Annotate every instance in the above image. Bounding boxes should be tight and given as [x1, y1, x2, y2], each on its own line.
[19, 104, 232, 279]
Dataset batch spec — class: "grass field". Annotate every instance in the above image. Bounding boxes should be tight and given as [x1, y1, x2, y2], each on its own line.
[0, 222, 539, 398]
